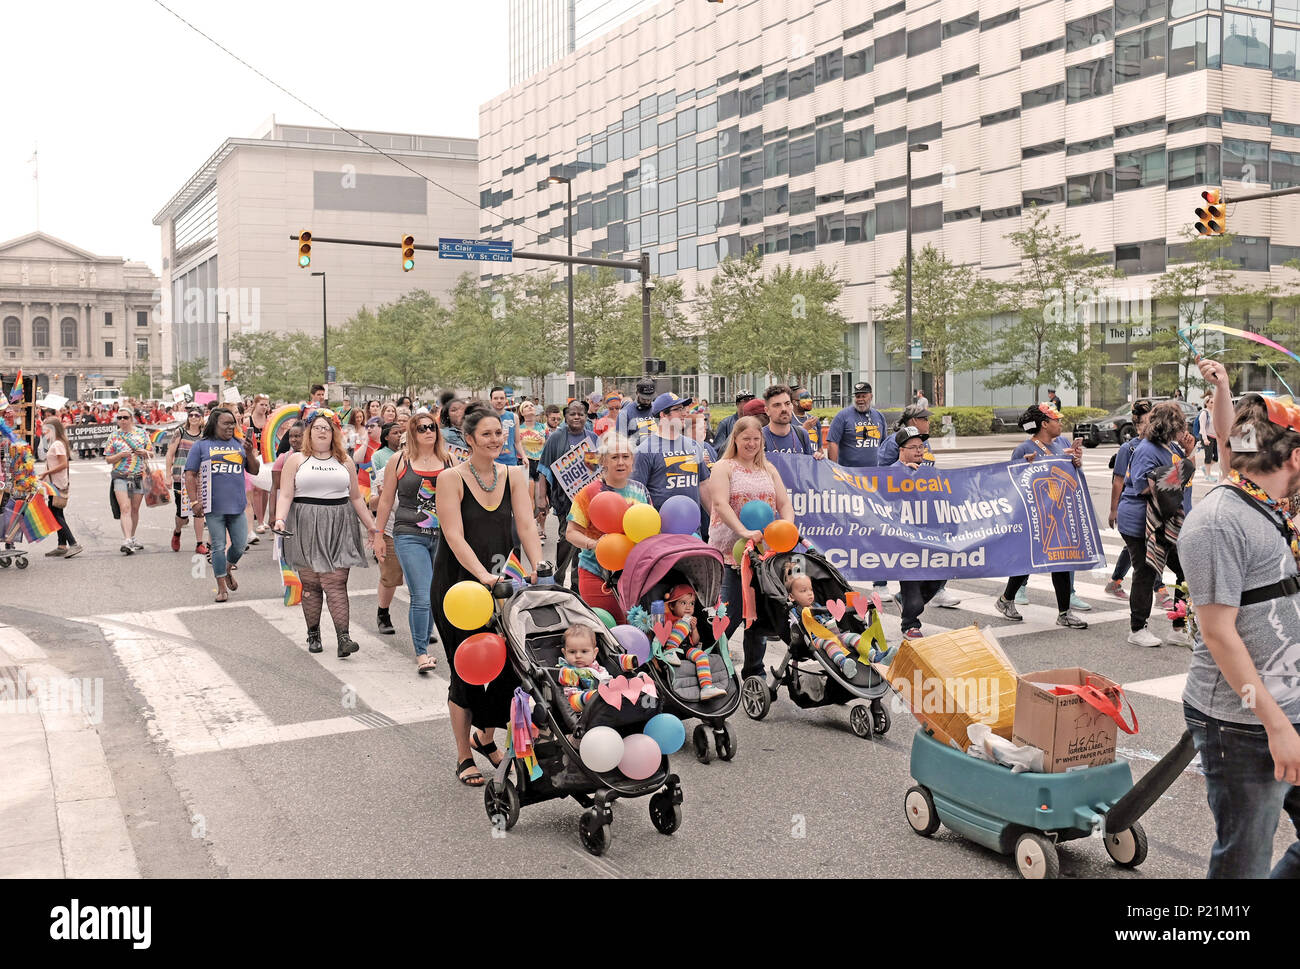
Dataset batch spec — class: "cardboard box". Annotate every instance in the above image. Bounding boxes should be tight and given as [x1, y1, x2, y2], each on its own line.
[884, 625, 1019, 751]
[1012, 668, 1122, 772]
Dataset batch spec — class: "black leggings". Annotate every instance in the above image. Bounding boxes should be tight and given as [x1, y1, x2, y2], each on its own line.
[50, 504, 76, 546]
[1121, 532, 1185, 632]
[1002, 571, 1072, 612]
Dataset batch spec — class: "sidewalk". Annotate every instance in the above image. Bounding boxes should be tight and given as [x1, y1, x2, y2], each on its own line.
[0, 623, 139, 878]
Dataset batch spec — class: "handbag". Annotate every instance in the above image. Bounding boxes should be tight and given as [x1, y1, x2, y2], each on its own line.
[144, 462, 171, 507]
[46, 480, 69, 509]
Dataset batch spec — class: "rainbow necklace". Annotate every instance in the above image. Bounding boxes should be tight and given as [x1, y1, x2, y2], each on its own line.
[1230, 471, 1300, 569]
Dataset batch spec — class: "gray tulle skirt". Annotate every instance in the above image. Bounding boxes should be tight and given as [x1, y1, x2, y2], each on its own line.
[284, 501, 369, 573]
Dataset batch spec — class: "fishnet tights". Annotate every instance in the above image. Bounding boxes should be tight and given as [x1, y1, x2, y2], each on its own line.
[300, 567, 351, 633]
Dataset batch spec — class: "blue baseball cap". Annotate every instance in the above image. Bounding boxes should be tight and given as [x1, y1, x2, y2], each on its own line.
[651, 392, 693, 416]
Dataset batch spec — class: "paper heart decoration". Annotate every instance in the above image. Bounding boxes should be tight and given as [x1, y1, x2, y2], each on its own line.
[871, 592, 883, 613]
[851, 595, 871, 619]
[652, 618, 673, 648]
[826, 599, 847, 623]
[715, 596, 726, 618]
[598, 674, 649, 709]
[710, 614, 729, 640]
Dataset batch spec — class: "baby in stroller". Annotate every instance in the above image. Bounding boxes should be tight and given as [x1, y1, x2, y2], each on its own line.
[558, 625, 638, 711]
[786, 571, 897, 673]
[658, 584, 726, 701]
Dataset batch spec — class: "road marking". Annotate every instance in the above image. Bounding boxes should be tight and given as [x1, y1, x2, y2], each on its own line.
[1124, 673, 1188, 702]
[0, 623, 48, 661]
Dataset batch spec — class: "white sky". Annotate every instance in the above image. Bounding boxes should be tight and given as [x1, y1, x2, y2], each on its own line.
[0, 0, 509, 274]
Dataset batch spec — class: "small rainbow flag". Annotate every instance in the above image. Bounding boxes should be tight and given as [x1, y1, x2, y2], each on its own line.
[502, 549, 528, 588]
[148, 428, 169, 447]
[8, 369, 23, 403]
[274, 536, 302, 606]
[20, 495, 57, 542]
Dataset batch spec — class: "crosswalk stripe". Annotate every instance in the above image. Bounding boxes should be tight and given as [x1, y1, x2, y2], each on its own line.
[1123, 673, 1188, 701]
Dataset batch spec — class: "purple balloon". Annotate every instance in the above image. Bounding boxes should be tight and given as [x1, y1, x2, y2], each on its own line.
[611, 624, 651, 663]
[660, 494, 700, 536]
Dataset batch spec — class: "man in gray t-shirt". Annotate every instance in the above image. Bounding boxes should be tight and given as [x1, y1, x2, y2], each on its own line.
[1178, 358, 1300, 879]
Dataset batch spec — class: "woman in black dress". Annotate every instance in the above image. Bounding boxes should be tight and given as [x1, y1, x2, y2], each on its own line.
[433, 403, 545, 787]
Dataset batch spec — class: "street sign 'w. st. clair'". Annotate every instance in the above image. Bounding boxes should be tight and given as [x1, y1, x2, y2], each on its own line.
[438, 239, 514, 262]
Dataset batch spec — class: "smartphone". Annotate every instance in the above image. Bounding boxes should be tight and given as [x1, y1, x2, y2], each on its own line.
[1072, 437, 1084, 450]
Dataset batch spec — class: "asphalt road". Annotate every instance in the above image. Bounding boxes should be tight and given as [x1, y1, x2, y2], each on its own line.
[1, 440, 1286, 879]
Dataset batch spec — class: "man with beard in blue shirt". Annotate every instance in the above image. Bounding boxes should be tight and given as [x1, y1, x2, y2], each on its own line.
[633, 392, 714, 537]
[619, 377, 659, 443]
[827, 381, 888, 467]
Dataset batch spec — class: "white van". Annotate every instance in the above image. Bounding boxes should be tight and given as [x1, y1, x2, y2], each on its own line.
[92, 388, 123, 408]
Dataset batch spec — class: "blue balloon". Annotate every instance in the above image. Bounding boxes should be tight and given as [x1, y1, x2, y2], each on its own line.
[660, 494, 700, 535]
[739, 499, 776, 532]
[643, 713, 686, 755]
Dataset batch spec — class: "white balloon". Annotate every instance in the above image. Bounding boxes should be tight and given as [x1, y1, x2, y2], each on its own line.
[249, 464, 273, 492]
[579, 726, 625, 773]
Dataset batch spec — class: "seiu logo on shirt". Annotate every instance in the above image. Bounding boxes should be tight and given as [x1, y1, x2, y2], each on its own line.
[855, 423, 881, 446]
[663, 453, 700, 490]
[207, 444, 245, 473]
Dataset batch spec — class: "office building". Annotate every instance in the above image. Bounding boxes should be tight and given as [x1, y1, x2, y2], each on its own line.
[508, 0, 664, 86]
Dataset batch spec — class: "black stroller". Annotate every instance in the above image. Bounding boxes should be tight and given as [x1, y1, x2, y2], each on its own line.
[740, 546, 894, 739]
[484, 581, 684, 856]
[617, 534, 742, 763]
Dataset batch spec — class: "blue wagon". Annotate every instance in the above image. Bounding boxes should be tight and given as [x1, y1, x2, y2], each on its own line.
[904, 729, 1149, 878]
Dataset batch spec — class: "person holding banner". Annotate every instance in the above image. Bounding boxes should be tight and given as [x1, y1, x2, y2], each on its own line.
[993, 403, 1089, 629]
[710, 416, 796, 679]
[537, 401, 598, 593]
[165, 410, 207, 555]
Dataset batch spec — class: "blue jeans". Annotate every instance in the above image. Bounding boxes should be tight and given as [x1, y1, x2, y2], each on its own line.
[394, 531, 439, 658]
[1184, 702, 1300, 879]
[206, 512, 247, 579]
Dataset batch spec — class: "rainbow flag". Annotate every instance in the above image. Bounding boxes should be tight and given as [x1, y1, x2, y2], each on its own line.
[19, 495, 57, 542]
[274, 536, 302, 606]
[502, 549, 528, 588]
[7, 369, 22, 403]
[148, 428, 169, 447]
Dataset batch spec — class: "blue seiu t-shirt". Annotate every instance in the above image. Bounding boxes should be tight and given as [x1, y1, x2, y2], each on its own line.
[619, 400, 658, 442]
[1112, 436, 1141, 481]
[632, 433, 713, 507]
[496, 410, 518, 466]
[1118, 439, 1192, 536]
[184, 438, 249, 516]
[827, 406, 888, 467]
[1010, 435, 1069, 462]
[762, 424, 815, 455]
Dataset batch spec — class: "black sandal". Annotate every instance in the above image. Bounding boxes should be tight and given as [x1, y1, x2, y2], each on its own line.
[471, 730, 502, 766]
[455, 758, 484, 786]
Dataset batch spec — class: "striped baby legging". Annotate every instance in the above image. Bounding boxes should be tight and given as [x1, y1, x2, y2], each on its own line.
[663, 618, 714, 692]
[809, 626, 860, 675]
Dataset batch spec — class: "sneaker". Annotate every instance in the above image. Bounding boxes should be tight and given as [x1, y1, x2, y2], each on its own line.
[196, 542, 210, 556]
[63, 545, 84, 559]
[1155, 586, 1172, 609]
[1056, 611, 1088, 629]
[699, 685, 726, 701]
[1104, 580, 1128, 600]
[171, 531, 181, 552]
[994, 596, 1023, 622]
[128, 538, 143, 551]
[1015, 586, 1029, 605]
[120, 543, 133, 555]
[45, 547, 68, 557]
[930, 589, 962, 608]
[256, 523, 268, 534]
[661, 650, 682, 666]
[869, 645, 899, 665]
[837, 658, 859, 679]
[1069, 593, 1092, 612]
[247, 535, 260, 545]
[902, 627, 924, 640]
[1127, 627, 1162, 648]
[1165, 628, 1193, 648]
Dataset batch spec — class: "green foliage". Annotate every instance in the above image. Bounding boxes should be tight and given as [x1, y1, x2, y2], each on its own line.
[982, 204, 1117, 399]
[929, 407, 995, 436]
[227, 332, 327, 401]
[1060, 406, 1109, 432]
[165, 358, 210, 394]
[567, 268, 690, 380]
[695, 249, 848, 379]
[877, 244, 995, 406]
[120, 369, 151, 399]
[332, 289, 449, 397]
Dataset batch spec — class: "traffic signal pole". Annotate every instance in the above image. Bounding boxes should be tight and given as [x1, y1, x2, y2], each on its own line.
[1224, 184, 1300, 204]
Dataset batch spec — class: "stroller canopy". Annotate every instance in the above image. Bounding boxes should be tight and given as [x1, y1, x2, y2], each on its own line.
[618, 533, 725, 612]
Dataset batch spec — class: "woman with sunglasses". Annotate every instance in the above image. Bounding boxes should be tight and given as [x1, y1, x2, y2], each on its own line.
[164, 409, 209, 555]
[274, 408, 381, 655]
[104, 410, 152, 554]
[374, 414, 447, 673]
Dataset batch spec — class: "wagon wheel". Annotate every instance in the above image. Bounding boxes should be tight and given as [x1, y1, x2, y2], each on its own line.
[1014, 832, 1060, 879]
[1104, 821, 1149, 868]
[904, 785, 940, 837]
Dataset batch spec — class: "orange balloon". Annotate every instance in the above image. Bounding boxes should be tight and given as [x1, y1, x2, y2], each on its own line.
[595, 532, 636, 572]
[764, 519, 799, 553]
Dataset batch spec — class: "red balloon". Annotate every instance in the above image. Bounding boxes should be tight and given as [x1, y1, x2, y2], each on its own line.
[594, 417, 613, 437]
[455, 632, 507, 685]
[588, 490, 629, 534]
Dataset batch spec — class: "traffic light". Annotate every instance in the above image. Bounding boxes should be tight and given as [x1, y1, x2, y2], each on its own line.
[298, 230, 312, 268]
[1195, 190, 1226, 236]
[401, 234, 415, 272]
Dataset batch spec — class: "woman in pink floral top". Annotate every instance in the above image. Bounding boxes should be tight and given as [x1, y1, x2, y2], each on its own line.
[104, 410, 152, 554]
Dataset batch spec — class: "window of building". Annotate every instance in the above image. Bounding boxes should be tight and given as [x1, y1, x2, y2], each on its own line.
[1168, 113, 1222, 132]
[1276, 26, 1299, 77]
[740, 191, 763, 226]
[1023, 37, 1066, 59]
[1116, 115, 1166, 137]
[720, 197, 739, 228]
[790, 223, 816, 254]
[1022, 82, 1065, 108]
[816, 49, 844, 84]
[1116, 146, 1167, 189]
[675, 173, 695, 206]
[764, 140, 788, 179]
[678, 138, 696, 172]
[789, 136, 816, 177]
[698, 166, 719, 199]
[104, 341, 114, 358]
[718, 155, 738, 191]
[1273, 244, 1300, 264]
[5, 317, 21, 347]
[640, 118, 657, 150]
[815, 212, 845, 244]
[876, 28, 906, 62]
[658, 210, 677, 241]
[1275, 119, 1300, 136]
[698, 135, 718, 166]
[1168, 143, 1221, 187]
[718, 125, 741, 156]
[657, 91, 675, 114]
[1115, 239, 1166, 274]
[1067, 11, 1113, 52]
[845, 18, 872, 39]
[764, 223, 790, 254]
[1223, 138, 1270, 181]
[845, 126, 874, 161]
[32, 317, 48, 348]
[658, 145, 677, 178]
[1280, 0, 1300, 21]
[1068, 134, 1114, 154]
[659, 178, 677, 212]
[981, 107, 1021, 126]
[1023, 185, 1066, 207]
[844, 46, 874, 79]
[640, 214, 658, 246]
[1222, 236, 1270, 271]
[876, 87, 907, 107]
[1067, 56, 1114, 101]
[944, 64, 979, 84]
[135, 310, 148, 327]
[1272, 149, 1300, 187]
[876, 125, 908, 149]
[641, 179, 657, 213]
[60, 317, 77, 348]
[719, 235, 743, 262]
[875, 198, 908, 234]
[944, 11, 979, 38]
[764, 185, 789, 218]
[1116, 24, 1168, 81]
[845, 210, 876, 243]
[1023, 140, 1066, 158]
[741, 151, 763, 189]
[981, 10, 1019, 31]
[136, 339, 148, 360]
[697, 242, 718, 271]
[908, 21, 942, 56]
[789, 188, 815, 217]
[945, 206, 980, 222]
[913, 202, 943, 232]
[1169, 16, 1222, 74]
[1224, 108, 1270, 126]
[909, 81, 943, 102]
[656, 121, 675, 149]
[1170, 0, 1218, 16]
[877, 175, 908, 193]
[1117, 0, 1167, 30]
[909, 122, 942, 145]
[624, 127, 640, 157]
[816, 124, 844, 164]
[674, 202, 694, 238]
[742, 126, 762, 153]
[741, 84, 763, 116]
[1224, 13, 1271, 68]
[104, 311, 113, 326]
[698, 100, 718, 131]
[764, 71, 789, 104]
[677, 110, 697, 138]
[1067, 169, 1115, 205]
[790, 62, 814, 99]
[982, 205, 1022, 221]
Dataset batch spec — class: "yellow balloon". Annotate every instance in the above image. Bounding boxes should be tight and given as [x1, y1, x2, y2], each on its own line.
[444, 580, 493, 630]
[622, 503, 662, 543]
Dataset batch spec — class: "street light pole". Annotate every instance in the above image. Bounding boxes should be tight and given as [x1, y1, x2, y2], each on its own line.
[218, 309, 230, 397]
[547, 175, 576, 401]
[312, 271, 328, 385]
[904, 143, 929, 402]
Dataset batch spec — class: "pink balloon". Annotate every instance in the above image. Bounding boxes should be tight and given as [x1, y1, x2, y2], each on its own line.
[618, 733, 662, 780]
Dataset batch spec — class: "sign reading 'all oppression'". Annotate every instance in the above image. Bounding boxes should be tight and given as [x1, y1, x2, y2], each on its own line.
[766, 454, 1106, 581]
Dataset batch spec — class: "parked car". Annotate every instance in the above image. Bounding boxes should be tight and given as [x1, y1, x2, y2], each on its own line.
[1075, 398, 1199, 447]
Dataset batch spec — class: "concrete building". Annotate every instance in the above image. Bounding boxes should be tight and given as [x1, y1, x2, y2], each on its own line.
[152, 117, 477, 388]
[0, 232, 161, 401]
[480, 0, 1300, 408]
[507, 0, 663, 86]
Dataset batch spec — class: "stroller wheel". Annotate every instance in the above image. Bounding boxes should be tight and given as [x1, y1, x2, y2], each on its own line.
[872, 701, 891, 736]
[713, 723, 738, 761]
[0, 556, 11, 568]
[692, 724, 711, 763]
[14, 555, 28, 570]
[649, 791, 682, 835]
[849, 704, 875, 739]
[484, 778, 520, 833]
[579, 808, 612, 856]
[741, 676, 771, 720]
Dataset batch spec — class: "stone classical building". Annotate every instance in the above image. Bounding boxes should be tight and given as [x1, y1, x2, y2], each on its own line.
[0, 232, 161, 401]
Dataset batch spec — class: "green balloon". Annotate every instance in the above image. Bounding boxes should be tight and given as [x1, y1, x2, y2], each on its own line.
[733, 538, 747, 567]
[593, 607, 616, 629]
